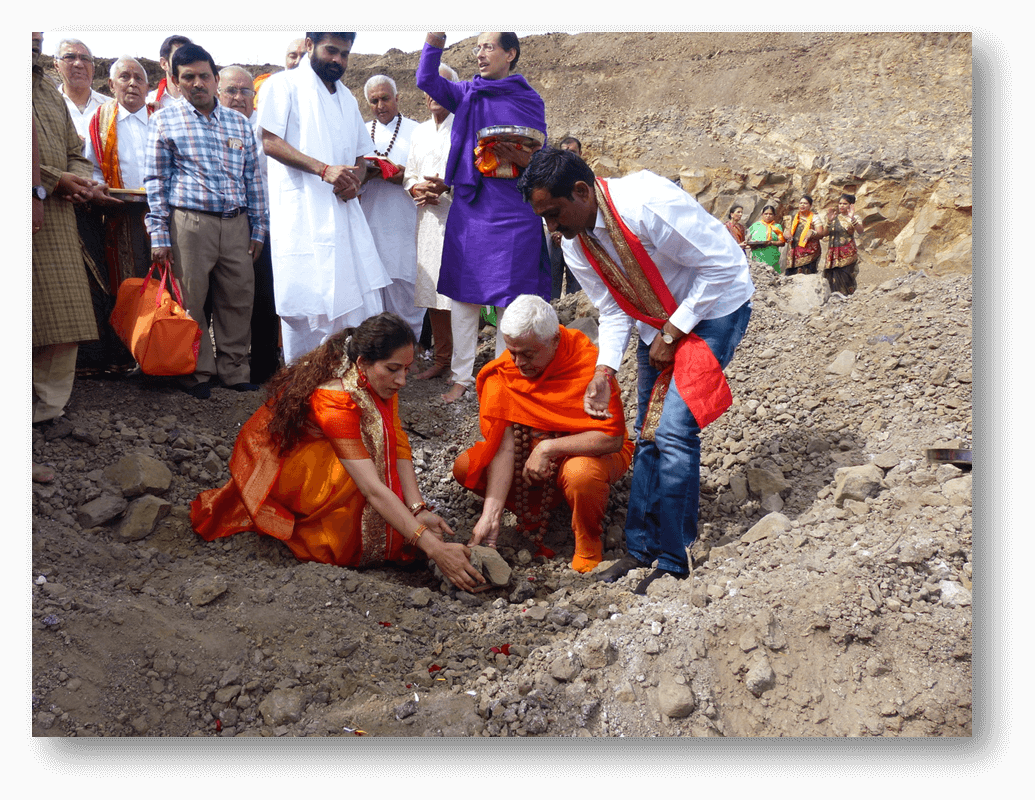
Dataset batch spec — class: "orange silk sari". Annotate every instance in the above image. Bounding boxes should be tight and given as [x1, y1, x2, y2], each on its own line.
[190, 378, 418, 568]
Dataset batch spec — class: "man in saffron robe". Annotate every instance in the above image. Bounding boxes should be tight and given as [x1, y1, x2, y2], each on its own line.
[519, 148, 754, 594]
[417, 32, 550, 404]
[453, 295, 633, 574]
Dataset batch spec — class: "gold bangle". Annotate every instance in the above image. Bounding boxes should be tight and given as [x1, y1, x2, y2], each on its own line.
[412, 524, 428, 544]
[409, 501, 429, 515]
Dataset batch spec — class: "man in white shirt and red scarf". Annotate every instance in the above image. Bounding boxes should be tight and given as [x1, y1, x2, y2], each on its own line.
[146, 34, 192, 113]
[518, 148, 754, 594]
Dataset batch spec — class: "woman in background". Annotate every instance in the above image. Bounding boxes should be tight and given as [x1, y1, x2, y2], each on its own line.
[745, 205, 785, 274]
[824, 193, 864, 295]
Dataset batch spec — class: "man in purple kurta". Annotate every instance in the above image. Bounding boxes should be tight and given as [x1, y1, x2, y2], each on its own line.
[417, 32, 550, 403]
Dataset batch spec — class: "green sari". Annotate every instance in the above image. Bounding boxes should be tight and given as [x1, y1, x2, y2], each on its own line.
[747, 220, 785, 273]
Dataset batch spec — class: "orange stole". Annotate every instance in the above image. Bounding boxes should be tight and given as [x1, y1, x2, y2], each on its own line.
[458, 327, 633, 493]
[190, 388, 418, 568]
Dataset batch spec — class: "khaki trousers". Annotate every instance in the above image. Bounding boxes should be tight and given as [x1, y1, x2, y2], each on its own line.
[170, 209, 253, 386]
[32, 343, 78, 423]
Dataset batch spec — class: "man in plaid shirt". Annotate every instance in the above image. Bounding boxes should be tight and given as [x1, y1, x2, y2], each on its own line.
[145, 43, 267, 399]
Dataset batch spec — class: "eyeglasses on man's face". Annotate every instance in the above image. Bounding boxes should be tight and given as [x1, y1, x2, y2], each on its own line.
[219, 87, 255, 98]
[472, 43, 499, 56]
[60, 53, 93, 64]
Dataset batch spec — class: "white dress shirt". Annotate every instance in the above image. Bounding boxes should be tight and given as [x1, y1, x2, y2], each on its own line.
[61, 86, 108, 141]
[83, 103, 150, 190]
[561, 170, 755, 370]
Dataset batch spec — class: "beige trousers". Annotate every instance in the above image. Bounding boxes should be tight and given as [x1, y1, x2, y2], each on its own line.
[32, 343, 78, 423]
[170, 209, 253, 386]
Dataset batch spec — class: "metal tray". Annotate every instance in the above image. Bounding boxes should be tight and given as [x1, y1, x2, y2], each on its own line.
[477, 125, 545, 145]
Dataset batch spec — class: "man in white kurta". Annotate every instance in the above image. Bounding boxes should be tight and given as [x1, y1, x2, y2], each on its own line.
[257, 34, 388, 365]
[404, 83, 455, 382]
[360, 75, 423, 341]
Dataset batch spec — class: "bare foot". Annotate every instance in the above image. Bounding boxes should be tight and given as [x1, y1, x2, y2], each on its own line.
[32, 463, 55, 484]
[413, 363, 449, 381]
[441, 383, 468, 404]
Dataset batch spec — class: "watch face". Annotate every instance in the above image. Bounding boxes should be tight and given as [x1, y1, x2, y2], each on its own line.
[33, 185, 46, 200]
[662, 333, 674, 344]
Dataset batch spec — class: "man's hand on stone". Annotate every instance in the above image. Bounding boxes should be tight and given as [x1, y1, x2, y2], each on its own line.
[471, 513, 501, 549]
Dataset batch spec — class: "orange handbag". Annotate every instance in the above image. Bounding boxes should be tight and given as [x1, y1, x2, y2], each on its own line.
[109, 263, 202, 376]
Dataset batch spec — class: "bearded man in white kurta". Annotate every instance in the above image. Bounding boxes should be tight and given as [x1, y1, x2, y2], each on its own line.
[257, 33, 389, 364]
[359, 75, 423, 342]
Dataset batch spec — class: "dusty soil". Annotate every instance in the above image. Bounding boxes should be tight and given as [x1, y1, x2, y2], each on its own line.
[30, 32, 971, 739]
[30, 253, 971, 738]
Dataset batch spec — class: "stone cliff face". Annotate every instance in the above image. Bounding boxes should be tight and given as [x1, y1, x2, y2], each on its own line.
[76, 31, 972, 275]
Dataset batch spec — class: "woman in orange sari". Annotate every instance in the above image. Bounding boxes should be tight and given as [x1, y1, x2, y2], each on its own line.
[191, 313, 485, 591]
[784, 195, 826, 275]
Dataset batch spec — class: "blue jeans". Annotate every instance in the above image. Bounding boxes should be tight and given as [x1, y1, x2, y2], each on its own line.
[624, 301, 752, 574]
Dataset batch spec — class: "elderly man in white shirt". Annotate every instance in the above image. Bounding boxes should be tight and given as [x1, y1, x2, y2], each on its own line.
[84, 58, 150, 191]
[519, 147, 754, 594]
[404, 63, 458, 386]
[55, 38, 107, 143]
[360, 74, 423, 343]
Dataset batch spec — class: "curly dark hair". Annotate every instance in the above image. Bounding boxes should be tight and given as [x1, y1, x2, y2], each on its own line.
[265, 313, 416, 455]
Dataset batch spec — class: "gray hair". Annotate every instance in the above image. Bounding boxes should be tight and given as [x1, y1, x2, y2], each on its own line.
[58, 38, 92, 57]
[109, 56, 145, 81]
[499, 295, 559, 342]
[218, 64, 254, 84]
[439, 63, 458, 82]
[364, 74, 397, 98]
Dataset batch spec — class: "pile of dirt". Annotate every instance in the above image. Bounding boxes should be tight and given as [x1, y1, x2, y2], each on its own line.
[30, 31, 971, 738]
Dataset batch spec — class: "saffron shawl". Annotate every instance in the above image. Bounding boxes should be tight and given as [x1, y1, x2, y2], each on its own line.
[788, 211, 821, 264]
[577, 178, 734, 436]
[459, 326, 631, 492]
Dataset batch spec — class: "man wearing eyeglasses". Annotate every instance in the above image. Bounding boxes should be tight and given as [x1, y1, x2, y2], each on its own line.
[218, 65, 279, 384]
[55, 38, 107, 142]
[416, 32, 550, 405]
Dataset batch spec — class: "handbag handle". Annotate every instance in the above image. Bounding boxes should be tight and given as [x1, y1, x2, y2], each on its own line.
[139, 261, 188, 312]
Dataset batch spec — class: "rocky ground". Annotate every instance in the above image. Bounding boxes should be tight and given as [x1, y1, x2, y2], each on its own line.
[30, 250, 972, 738]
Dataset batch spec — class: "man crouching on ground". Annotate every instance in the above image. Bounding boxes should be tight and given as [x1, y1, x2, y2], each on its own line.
[452, 294, 634, 573]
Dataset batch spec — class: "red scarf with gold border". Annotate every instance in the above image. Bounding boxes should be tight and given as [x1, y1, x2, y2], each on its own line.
[577, 178, 733, 436]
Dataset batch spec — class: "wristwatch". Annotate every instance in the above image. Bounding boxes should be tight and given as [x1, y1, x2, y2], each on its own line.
[32, 185, 47, 201]
[661, 331, 676, 345]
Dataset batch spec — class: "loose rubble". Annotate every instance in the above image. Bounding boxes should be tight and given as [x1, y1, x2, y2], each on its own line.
[31, 256, 972, 737]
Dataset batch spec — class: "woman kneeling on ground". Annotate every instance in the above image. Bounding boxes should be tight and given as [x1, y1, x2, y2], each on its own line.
[190, 312, 485, 592]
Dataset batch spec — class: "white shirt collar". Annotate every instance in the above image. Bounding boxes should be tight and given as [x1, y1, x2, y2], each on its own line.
[117, 103, 150, 123]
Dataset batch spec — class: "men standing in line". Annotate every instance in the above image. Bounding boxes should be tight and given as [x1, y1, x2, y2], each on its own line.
[145, 43, 267, 399]
[257, 32, 388, 365]
[54, 38, 107, 142]
[417, 32, 551, 404]
[146, 34, 192, 112]
[218, 65, 280, 384]
[405, 63, 459, 382]
[32, 31, 113, 427]
[360, 75, 423, 342]
[518, 147, 754, 594]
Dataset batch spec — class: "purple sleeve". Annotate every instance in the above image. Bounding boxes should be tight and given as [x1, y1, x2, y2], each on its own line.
[416, 43, 465, 112]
